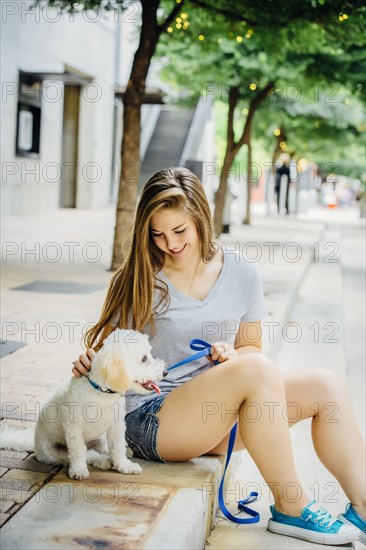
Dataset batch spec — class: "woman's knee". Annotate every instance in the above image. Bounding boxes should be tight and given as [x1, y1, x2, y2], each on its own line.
[309, 368, 346, 400]
[227, 353, 283, 390]
[230, 352, 274, 369]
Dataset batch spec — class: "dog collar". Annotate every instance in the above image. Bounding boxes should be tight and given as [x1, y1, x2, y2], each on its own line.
[87, 377, 118, 394]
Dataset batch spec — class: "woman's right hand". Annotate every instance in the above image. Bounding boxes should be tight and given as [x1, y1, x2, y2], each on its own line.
[72, 349, 96, 378]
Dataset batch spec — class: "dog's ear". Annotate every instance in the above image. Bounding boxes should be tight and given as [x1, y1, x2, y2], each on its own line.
[99, 345, 133, 394]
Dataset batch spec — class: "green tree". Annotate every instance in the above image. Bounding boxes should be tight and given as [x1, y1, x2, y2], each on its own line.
[157, 19, 294, 227]
[156, 3, 366, 229]
[257, 85, 365, 178]
[251, 42, 366, 175]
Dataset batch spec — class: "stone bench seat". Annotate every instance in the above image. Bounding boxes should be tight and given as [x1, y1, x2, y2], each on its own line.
[1, 455, 225, 550]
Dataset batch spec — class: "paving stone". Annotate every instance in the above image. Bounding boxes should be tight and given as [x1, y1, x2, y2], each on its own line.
[0, 341, 27, 359]
[0, 512, 10, 527]
[0, 458, 56, 474]
[1, 397, 40, 413]
[0, 468, 8, 477]
[1, 468, 49, 490]
[8, 503, 22, 515]
[0, 478, 37, 494]
[5, 376, 57, 388]
[0, 487, 38, 505]
[0, 393, 34, 402]
[0, 450, 29, 460]
[1, 385, 49, 397]
[10, 281, 105, 295]
[0, 500, 16, 514]
[18, 386, 51, 396]
[0, 405, 38, 422]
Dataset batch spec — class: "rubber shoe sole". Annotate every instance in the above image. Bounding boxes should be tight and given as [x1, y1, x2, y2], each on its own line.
[338, 512, 366, 545]
[267, 518, 359, 545]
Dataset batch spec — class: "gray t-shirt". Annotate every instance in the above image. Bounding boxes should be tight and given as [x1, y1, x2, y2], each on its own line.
[124, 247, 266, 415]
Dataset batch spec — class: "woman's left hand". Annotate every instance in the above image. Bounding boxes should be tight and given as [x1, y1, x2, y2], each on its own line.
[209, 341, 239, 364]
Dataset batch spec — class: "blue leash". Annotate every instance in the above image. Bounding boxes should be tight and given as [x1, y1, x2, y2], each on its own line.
[167, 338, 213, 370]
[168, 339, 260, 524]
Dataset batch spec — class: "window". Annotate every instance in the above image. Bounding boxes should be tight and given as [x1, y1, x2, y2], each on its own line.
[16, 72, 42, 158]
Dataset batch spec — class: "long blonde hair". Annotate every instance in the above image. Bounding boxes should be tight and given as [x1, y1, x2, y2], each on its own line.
[84, 166, 218, 350]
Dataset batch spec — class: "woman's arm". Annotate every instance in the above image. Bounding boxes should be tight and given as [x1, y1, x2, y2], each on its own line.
[234, 321, 262, 355]
[209, 321, 262, 363]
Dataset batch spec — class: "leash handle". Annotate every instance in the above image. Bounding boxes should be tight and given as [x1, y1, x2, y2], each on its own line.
[189, 338, 212, 351]
[167, 339, 212, 371]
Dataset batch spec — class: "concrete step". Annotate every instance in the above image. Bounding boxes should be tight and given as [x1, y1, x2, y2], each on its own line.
[0, 455, 225, 550]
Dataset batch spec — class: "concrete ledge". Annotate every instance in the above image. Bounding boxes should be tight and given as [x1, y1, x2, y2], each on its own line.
[0, 455, 225, 550]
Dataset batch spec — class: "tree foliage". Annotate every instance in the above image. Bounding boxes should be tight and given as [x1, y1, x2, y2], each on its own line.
[156, 0, 365, 226]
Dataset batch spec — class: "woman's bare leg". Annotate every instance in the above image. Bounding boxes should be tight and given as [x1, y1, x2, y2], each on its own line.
[282, 369, 366, 519]
[205, 368, 366, 519]
[157, 353, 310, 515]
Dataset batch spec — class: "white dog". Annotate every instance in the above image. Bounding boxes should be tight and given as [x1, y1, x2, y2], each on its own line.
[1, 329, 167, 479]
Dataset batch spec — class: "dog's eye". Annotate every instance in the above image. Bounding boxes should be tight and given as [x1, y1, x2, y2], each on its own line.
[141, 355, 148, 363]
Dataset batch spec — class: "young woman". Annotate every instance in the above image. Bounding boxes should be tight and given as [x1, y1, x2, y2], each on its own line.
[73, 167, 365, 546]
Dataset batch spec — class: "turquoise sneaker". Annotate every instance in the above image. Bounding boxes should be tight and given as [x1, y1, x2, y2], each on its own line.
[267, 500, 359, 545]
[338, 503, 366, 544]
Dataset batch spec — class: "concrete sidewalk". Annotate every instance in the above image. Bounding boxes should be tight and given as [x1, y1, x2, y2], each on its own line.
[1, 206, 364, 548]
[207, 210, 366, 550]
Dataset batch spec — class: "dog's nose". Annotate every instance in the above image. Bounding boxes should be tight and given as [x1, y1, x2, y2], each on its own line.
[163, 369, 169, 377]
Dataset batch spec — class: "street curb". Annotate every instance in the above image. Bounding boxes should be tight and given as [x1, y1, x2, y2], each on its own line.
[264, 250, 314, 361]
[263, 223, 326, 360]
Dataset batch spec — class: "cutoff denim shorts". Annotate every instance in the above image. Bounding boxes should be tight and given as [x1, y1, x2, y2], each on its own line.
[125, 394, 168, 463]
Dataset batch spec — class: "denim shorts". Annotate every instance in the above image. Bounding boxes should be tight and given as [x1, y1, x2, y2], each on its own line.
[125, 395, 168, 463]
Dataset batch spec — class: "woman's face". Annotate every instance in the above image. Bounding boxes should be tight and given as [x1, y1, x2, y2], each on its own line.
[150, 207, 200, 264]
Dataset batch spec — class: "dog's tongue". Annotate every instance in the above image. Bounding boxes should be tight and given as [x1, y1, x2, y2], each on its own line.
[150, 382, 161, 394]
[142, 381, 161, 394]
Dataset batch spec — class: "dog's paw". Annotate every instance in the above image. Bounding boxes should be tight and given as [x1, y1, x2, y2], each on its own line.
[90, 454, 113, 470]
[114, 459, 142, 475]
[69, 465, 89, 480]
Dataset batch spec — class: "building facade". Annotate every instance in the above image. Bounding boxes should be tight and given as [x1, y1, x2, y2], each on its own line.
[1, 1, 216, 216]
[1, 2, 136, 215]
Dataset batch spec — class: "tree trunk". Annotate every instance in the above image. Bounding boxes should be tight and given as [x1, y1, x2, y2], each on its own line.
[213, 149, 237, 236]
[111, 0, 183, 270]
[244, 139, 252, 224]
[214, 82, 275, 235]
[213, 86, 239, 236]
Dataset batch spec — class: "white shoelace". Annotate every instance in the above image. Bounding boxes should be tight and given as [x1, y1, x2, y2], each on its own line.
[305, 507, 338, 528]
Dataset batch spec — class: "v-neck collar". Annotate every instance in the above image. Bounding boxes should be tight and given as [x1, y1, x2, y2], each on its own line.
[159, 249, 227, 305]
